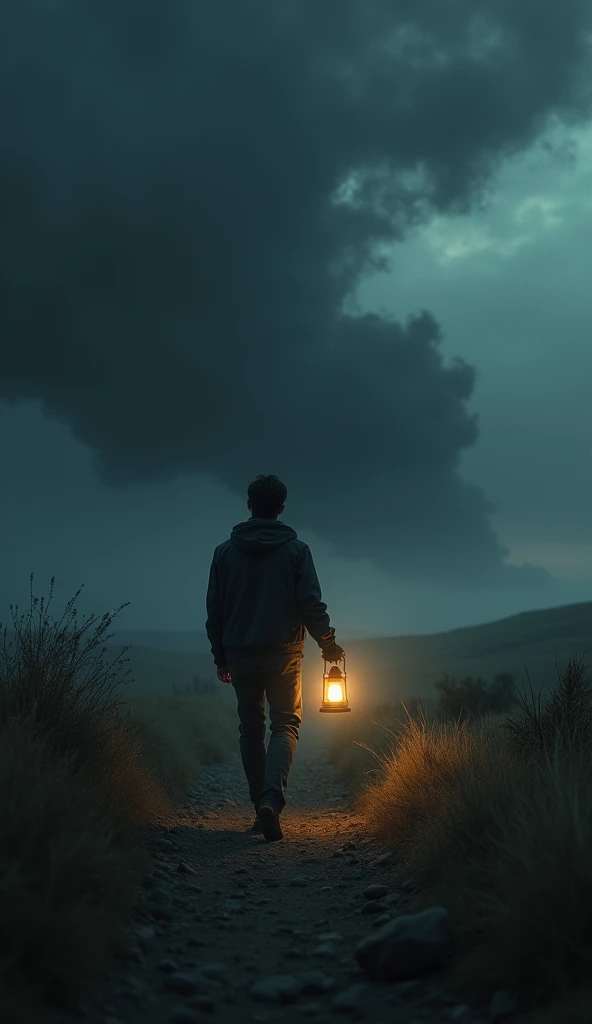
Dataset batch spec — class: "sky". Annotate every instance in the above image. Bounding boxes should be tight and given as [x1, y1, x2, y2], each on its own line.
[1, 2, 591, 639]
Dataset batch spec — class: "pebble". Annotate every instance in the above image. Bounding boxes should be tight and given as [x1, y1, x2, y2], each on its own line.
[249, 974, 303, 1003]
[177, 861, 196, 875]
[165, 972, 203, 996]
[361, 900, 385, 915]
[311, 942, 337, 956]
[371, 851, 394, 867]
[157, 958, 180, 972]
[362, 883, 388, 900]
[300, 970, 335, 994]
[200, 961, 226, 980]
[152, 838, 175, 852]
[331, 983, 367, 1011]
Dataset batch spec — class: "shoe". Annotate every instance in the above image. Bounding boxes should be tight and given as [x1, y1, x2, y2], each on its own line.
[258, 801, 283, 842]
[252, 815, 263, 833]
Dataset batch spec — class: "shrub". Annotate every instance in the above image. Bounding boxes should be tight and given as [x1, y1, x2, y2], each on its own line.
[0, 715, 146, 1018]
[0, 577, 236, 1020]
[435, 671, 517, 721]
[350, 655, 592, 1012]
[503, 652, 592, 759]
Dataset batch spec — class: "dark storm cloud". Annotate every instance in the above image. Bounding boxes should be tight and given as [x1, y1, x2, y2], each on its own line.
[1, 2, 590, 586]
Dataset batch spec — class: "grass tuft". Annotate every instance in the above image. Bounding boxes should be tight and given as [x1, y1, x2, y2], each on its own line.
[0, 576, 235, 1020]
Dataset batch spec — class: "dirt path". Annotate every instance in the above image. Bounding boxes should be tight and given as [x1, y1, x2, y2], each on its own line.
[63, 730, 487, 1024]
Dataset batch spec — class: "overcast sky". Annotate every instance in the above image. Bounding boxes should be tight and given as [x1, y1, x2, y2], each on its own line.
[1, 2, 591, 638]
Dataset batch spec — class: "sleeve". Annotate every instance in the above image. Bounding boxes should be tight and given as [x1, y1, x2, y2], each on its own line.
[205, 552, 225, 666]
[294, 544, 334, 647]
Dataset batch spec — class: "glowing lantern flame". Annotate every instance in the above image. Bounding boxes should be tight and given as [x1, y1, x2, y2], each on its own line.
[327, 683, 344, 703]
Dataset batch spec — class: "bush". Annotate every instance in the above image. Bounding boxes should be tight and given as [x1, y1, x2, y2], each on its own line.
[0, 577, 236, 1020]
[0, 716, 146, 1017]
[503, 653, 592, 758]
[347, 654, 592, 1014]
[328, 699, 433, 791]
[435, 671, 517, 721]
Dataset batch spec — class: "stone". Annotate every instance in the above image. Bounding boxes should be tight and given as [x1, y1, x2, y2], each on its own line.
[289, 876, 307, 887]
[152, 838, 175, 852]
[331, 983, 367, 1011]
[157, 958, 180, 972]
[355, 906, 452, 981]
[318, 932, 343, 944]
[372, 913, 392, 928]
[311, 942, 337, 956]
[361, 900, 385, 915]
[450, 1005, 470, 1020]
[199, 961, 226, 980]
[371, 852, 394, 867]
[249, 974, 303, 1004]
[489, 989, 519, 1020]
[165, 972, 204, 996]
[300, 970, 335, 994]
[362, 883, 388, 900]
[177, 861, 196, 875]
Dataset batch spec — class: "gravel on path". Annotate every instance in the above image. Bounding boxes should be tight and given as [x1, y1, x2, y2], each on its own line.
[55, 732, 489, 1024]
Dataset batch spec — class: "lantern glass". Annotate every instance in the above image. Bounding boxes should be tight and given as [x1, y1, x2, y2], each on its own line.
[319, 660, 351, 713]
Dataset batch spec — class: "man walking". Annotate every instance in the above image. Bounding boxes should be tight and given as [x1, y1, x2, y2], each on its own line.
[205, 474, 344, 841]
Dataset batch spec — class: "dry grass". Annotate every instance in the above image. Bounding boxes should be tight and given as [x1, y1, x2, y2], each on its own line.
[332, 655, 592, 1015]
[0, 576, 235, 1021]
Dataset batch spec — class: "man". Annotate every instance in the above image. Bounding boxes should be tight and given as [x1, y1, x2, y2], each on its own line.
[205, 474, 344, 841]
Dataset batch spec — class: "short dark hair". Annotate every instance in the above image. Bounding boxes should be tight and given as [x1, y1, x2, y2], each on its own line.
[247, 474, 287, 518]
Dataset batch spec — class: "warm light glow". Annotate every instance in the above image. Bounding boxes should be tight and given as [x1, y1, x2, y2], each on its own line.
[327, 683, 344, 702]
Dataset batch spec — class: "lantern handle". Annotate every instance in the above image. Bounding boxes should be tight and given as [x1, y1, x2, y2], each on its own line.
[322, 653, 346, 674]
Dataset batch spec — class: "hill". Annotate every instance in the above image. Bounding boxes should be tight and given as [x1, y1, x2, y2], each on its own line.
[104, 599, 592, 708]
[322, 599, 592, 707]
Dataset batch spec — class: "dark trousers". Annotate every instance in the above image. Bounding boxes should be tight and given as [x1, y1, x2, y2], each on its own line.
[225, 648, 302, 812]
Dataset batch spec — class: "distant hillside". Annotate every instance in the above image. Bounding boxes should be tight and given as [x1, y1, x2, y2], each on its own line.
[314, 599, 592, 707]
[4, 600, 590, 705]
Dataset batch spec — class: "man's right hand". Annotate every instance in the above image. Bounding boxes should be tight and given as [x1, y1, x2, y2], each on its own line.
[322, 642, 345, 663]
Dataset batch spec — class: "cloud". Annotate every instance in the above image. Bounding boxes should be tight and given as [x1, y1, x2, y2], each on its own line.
[1, 1, 590, 586]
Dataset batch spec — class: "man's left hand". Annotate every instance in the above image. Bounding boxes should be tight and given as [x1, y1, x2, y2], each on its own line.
[217, 665, 232, 684]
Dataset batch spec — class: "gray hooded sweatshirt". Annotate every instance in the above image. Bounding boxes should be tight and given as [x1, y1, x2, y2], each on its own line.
[205, 518, 333, 665]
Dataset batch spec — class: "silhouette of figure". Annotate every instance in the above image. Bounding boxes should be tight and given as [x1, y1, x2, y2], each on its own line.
[205, 474, 344, 840]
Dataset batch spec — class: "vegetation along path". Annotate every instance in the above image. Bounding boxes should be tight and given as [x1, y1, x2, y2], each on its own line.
[59, 729, 489, 1024]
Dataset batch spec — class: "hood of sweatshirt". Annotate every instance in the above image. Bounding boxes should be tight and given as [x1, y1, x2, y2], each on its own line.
[230, 518, 298, 555]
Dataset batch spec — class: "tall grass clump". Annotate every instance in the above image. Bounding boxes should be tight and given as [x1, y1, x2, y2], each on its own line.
[0, 575, 235, 1021]
[349, 653, 592, 1015]
[328, 698, 431, 791]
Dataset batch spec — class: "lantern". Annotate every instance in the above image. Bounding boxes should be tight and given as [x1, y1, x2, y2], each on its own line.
[319, 656, 351, 713]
